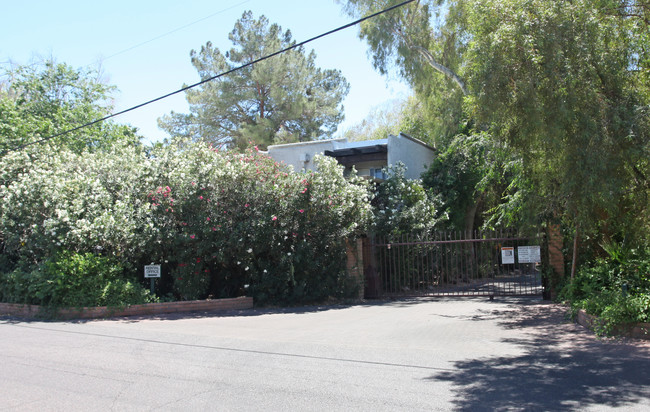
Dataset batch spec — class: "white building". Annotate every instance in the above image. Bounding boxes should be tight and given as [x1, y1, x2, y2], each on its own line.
[265, 133, 436, 181]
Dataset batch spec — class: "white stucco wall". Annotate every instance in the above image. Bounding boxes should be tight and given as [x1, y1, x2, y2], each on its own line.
[266, 134, 435, 180]
[266, 139, 346, 172]
[387, 134, 436, 180]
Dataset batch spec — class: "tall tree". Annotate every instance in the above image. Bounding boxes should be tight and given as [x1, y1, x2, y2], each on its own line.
[158, 11, 350, 150]
[338, 0, 468, 144]
[341, 0, 649, 263]
[464, 0, 649, 248]
[0, 59, 138, 155]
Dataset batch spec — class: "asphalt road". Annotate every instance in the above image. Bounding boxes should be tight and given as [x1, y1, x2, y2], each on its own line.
[2, 297, 649, 411]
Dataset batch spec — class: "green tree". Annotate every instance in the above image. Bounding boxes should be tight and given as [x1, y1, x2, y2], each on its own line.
[422, 133, 512, 233]
[338, 0, 469, 144]
[343, 96, 433, 142]
[0, 59, 138, 156]
[464, 0, 649, 259]
[342, 0, 649, 261]
[158, 11, 350, 150]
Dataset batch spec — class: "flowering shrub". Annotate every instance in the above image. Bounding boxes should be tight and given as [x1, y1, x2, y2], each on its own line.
[0, 140, 372, 305]
[0, 142, 158, 268]
[373, 163, 444, 239]
[146, 142, 372, 303]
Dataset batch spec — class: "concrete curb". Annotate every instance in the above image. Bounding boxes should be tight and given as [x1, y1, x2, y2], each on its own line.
[576, 309, 650, 340]
[0, 296, 253, 320]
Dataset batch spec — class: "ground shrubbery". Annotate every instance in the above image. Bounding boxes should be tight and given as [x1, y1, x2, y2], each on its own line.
[559, 245, 650, 335]
[0, 140, 372, 308]
[0, 251, 154, 307]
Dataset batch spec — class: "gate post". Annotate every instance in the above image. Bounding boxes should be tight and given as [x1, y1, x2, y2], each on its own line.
[546, 223, 565, 299]
[362, 237, 381, 299]
[345, 237, 365, 299]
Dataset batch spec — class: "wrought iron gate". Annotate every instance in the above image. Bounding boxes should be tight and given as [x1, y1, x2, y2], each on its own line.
[365, 231, 544, 298]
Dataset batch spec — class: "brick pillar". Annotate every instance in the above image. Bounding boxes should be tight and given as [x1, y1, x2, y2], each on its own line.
[345, 238, 365, 299]
[362, 237, 381, 299]
[547, 223, 565, 299]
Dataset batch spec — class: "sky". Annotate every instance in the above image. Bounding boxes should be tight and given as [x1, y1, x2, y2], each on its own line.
[1, 0, 411, 144]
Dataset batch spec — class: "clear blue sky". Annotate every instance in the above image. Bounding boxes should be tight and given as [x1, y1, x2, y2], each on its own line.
[1, 0, 411, 144]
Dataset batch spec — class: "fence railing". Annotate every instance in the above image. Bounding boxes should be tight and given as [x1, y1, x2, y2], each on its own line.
[366, 230, 543, 297]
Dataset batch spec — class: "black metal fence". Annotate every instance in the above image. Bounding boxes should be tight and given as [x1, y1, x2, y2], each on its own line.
[366, 231, 543, 298]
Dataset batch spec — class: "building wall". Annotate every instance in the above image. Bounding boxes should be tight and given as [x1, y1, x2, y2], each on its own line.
[387, 134, 436, 180]
[266, 139, 346, 172]
[267, 134, 436, 181]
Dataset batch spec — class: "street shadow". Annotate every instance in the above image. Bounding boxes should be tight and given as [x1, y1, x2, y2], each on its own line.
[425, 301, 650, 411]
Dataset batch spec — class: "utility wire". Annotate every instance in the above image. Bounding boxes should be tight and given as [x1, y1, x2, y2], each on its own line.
[100, 0, 251, 62]
[3, 0, 416, 155]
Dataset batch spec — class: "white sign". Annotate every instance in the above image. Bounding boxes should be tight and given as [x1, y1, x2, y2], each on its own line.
[501, 247, 515, 264]
[144, 265, 161, 278]
[518, 246, 541, 263]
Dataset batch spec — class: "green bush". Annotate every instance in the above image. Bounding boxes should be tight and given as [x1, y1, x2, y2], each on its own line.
[559, 246, 650, 335]
[0, 251, 154, 308]
[373, 163, 443, 239]
[0, 140, 372, 306]
[147, 143, 371, 304]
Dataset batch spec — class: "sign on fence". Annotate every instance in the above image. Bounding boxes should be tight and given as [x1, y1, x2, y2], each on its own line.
[517, 246, 541, 263]
[501, 247, 515, 264]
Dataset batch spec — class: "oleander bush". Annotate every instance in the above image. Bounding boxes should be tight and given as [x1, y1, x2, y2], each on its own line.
[0, 140, 372, 306]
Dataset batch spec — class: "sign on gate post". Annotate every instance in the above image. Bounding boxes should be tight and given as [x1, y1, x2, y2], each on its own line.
[144, 265, 161, 294]
[517, 246, 541, 263]
[501, 247, 515, 264]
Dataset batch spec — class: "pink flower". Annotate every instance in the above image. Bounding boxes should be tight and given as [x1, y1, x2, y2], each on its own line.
[191, 182, 196, 186]
[199, 196, 204, 200]
[244, 203, 249, 208]
[206, 217, 211, 221]
[190, 234, 196, 239]
[298, 209, 304, 213]
[272, 216, 277, 221]
[196, 258, 201, 263]
[212, 227, 217, 231]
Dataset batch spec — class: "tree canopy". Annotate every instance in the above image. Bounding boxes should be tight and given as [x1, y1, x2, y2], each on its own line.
[158, 11, 350, 150]
[342, 0, 650, 251]
[0, 60, 138, 155]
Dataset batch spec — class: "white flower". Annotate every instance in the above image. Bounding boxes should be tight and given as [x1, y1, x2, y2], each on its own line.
[247, 248, 253, 253]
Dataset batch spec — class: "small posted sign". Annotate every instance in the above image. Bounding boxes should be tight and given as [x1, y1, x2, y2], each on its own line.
[144, 265, 161, 278]
[517, 246, 541, 263]
[501, 247, 515, 264]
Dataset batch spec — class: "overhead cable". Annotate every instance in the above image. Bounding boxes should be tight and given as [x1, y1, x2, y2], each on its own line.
[3, 0, 416, 154]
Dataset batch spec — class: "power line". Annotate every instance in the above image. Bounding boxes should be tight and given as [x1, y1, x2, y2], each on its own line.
[3, 0, 416, 155]
[100, 0, 251, 62]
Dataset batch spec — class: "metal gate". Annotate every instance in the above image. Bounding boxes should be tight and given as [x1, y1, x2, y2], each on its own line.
[365, 231, 544, 298]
